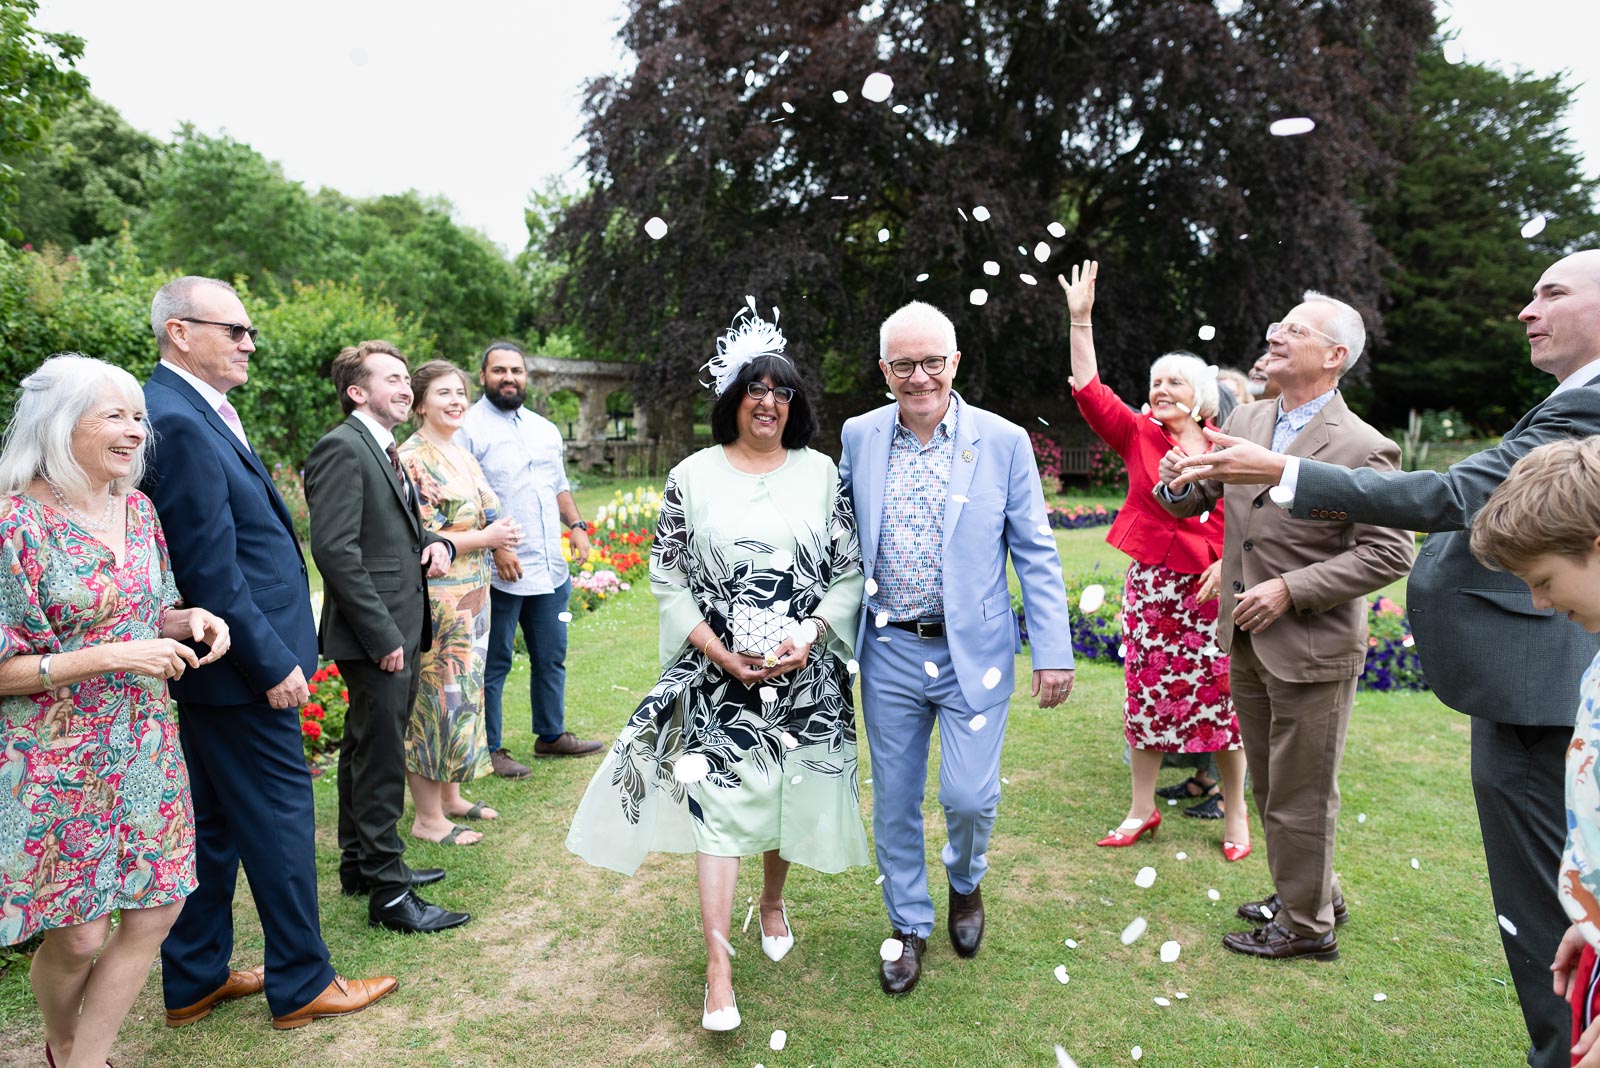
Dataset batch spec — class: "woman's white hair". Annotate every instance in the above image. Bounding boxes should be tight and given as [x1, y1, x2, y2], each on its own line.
[1302, 289, 1366, 375]
[880, 301, 958, 361]
[1149, 351, 1220, 421]
[0, 354, 149, 499]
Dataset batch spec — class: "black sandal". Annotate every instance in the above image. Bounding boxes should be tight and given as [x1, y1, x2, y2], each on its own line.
[1156, 775, 1213, 801]
[1183, 791, 1224, 820]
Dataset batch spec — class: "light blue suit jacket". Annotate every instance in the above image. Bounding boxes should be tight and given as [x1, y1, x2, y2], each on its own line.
[839, 394, 1075, 710]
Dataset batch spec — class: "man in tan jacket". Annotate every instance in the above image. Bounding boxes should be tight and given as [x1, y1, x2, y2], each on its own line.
[1159, 291, 1414, 960]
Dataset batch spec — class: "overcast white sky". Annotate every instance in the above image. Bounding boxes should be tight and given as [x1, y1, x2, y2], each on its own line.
[32, 0, 1600, 255]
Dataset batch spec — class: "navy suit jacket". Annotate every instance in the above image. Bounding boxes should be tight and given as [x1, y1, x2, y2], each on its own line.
[140, 363, 319, 706]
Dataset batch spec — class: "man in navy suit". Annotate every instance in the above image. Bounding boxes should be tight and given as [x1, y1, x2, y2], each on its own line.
[144, 277, 396, 1030]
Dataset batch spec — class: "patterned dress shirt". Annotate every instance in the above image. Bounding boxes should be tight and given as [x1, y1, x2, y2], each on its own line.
[869, 396, 960, 622]
[458, 397, 571, 595]
[1271, 389, 1338, 454]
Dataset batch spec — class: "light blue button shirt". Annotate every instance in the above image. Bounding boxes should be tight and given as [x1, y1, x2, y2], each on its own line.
[870, 395, 959, 621]
[459, 397, 571, 595]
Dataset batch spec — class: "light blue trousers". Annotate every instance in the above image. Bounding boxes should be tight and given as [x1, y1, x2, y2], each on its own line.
[860, 631, 1009, 939]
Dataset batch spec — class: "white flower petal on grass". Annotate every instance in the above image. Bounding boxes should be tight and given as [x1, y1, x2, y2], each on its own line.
[880, 937, 903, 961]
[1197, 324, 1217, 341]
[1135, 866, 1157, 889]
[643, 216, 669, 240]
[1064, 938, 1078, 949]
[832, 89, 849, 103]
[878, 228, 891, 243]
[1373, 992, 1388, 1002]
[1120, 917, 1148, 944]
[1269, 116, 1316, 136]
[673, 753, 711, 784]
[969, 288, 989, 307]
[1167, 799, 1178, 806]
[1499, 914, 1518, 936]
[915, 272, 930, 282]
[983, 260, 1000, 276]
[924, 661, 939, 679]
[1053, 964, 1070, 984]
[864, 778, 871, 784]
[1048, 221, 1067, 238]
[1160, 940, 1181, 963]
[557, 611, 574, 623]
[1175, 851, 1188, 860]
[712, 929, 736, 957]
[1020, 273, 1038, 285]
[1411, 857, 1421, 870]
[874, 873, 886, 885]
[969, 714, 989, 732]
[875, 610, 889, 629]
[982, 666, 1003, 689]
[1131, 1046, 1144, 1061]
[861, 72, 894, 102]
[1055, 1047, 1080, 1068]
[1034, 241, 1051, 262]
[1000, 776, 1010, 785]
[742, 903, 755, 933]
[972, 205, 991, 221]
[1079, 584, 1106, 613]
[1206, 888, 1220, 901]
[1358, 812, 1367, 823]
[1521, 214, 1548, 239]
[1153, 996, 1172, 1007]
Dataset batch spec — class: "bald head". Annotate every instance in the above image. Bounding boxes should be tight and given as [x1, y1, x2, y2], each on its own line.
[1521, 249, 1600, 383]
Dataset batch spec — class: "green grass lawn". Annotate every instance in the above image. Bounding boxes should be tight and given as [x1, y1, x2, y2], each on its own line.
[0, 480, 1528, 1066]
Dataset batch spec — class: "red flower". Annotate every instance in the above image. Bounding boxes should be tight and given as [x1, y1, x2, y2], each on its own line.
[340, 689, 349, 701]
[1196, 684, 1220, 705]
[1138, 665, 1162, 688]
[302, 721, 322, 738]
[311, 669, 326, 683]
[1169, 679, 1193, 700]
[304, 703, 324, 717]
[327, 664, 340, 677]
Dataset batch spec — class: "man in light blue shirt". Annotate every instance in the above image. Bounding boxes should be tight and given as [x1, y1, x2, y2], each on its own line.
[460, 341, 603, 776]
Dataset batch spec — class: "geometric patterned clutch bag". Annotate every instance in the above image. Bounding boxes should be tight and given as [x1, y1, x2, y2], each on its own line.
[729, 603, 791, 657]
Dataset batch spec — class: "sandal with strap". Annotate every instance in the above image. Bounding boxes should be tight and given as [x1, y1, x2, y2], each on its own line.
[1183, 791, 1224, 820]
[1156, 776, 1213, 801]
[454, 801, 496, 820]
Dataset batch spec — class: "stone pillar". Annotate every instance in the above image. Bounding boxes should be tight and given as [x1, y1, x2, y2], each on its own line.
[577, 389, 609, 443]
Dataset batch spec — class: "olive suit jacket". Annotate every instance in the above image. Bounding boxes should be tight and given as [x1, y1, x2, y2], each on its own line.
[1158, 393, 1415, 683]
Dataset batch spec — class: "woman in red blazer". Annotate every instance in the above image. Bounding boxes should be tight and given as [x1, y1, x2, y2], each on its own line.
[1061, 261, 1249, 861]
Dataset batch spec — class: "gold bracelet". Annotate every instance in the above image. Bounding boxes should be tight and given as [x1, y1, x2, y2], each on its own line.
[1070, 321, 1093, 328]
[701, 635, 717, 658]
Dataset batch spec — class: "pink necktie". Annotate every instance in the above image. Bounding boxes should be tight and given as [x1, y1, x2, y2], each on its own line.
[218, 400, 251, 451]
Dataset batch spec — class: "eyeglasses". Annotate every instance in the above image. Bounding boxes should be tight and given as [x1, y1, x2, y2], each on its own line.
[886, 354, 950, 378]
[180, 318, 259, 344]
[745, 382, 796, 404]
[1265, 321, 1338, 346]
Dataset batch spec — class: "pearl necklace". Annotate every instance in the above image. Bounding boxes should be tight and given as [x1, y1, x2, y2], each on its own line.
[48, 481, 118, 532]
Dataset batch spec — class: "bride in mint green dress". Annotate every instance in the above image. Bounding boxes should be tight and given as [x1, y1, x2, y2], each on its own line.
[568, 311, 865, 1031]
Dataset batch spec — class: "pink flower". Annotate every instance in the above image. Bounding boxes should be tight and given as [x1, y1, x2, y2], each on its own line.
[1138, 665, 1163, 688]
[1181, 631, 1206, 650]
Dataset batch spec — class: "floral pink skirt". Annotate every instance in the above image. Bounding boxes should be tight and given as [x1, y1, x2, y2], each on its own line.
[1122, 560, 1240, 752]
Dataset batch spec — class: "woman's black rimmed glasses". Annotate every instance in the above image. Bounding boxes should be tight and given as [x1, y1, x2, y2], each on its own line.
[180, 317, 259, 344]
[745, 382, 797, 404]
[886, 354, 949, 378]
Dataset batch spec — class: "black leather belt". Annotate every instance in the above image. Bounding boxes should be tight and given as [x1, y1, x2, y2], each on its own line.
[888, 618, 946, 638]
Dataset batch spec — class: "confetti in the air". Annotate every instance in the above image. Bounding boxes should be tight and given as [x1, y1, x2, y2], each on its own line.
[970, 714, 989, 731]
[1269, 116, 1316, 136]
[878, 228, 891, 243]
[861, 72, 895, 102]
[1521, 214, 1548, 239]
[1054, 964, 1070, 984]
[972, 205, 992, 221]
[673, 753, 710, 784]
[1038, 416, 1050, 425]
[745, 69, 756, 86]
[982, 666, 1002, 689]
[832, 90, 849, 103]
[1079, 584, 1106, 613]
[846, 658, 859, 675]
[1200, 511, 1211, 524]
[790, 775, 802, 785]
[1160, 940, 1181, 963]
[1001, 776, 1010, 785]
[915, 273, 930, 282]
[759, 686, 778, 703]
[880, 937, 903, 961]
[1443, 40, 1466, 64]
[924, 661, 939, 679]
[782, 101, 796, 114]
[830, 194, 849, 200]
[1499, 914, 1518, 936]
[643, 216, 668, 240]
[1020, 273, 1038, 285]
[892, 103, 909, 114]
[865, 578, 879, 596]
[1197, 324, 1217, 341]
[712, 929, 736, 956]
[1038, 523, 1054, 537]
[1034, 241, 1051, 262]
[1135, 867, 1157, 889]
[557, 611, 574, 623]
[1120, 917, 1148, 944]
[742, 903, 755, 932]
[770, 1030, 788, 1051]
[1402, 635, 1415, 647]
[874, 873, 885, 885]
[780, 731, 798, 750]
[958, 207, 969, 221]
[1048, 221, 1067, 238]
[875, 610, 889, 629]
[983, 260, 1000, 276]
[969, 288, 989, 306]
[953, 494, 970, 503]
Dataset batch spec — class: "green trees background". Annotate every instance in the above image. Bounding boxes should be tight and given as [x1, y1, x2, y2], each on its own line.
[3, 0, 1599, 467]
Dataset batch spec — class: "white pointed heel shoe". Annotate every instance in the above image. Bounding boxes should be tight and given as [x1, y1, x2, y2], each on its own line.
[702, 984, 741, 1031]
[761, 903, 795, 962]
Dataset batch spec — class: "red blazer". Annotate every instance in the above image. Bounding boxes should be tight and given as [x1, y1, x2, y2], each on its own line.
[1073, 373, 1223, 574]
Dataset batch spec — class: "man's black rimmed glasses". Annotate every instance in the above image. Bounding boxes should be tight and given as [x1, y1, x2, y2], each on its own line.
[746, 382, 797, 404]
[180, 317, 259, 344]
[886, 354, 950, 378]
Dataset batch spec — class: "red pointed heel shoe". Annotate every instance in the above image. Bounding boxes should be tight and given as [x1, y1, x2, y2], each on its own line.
[1097, 810, 1161, 847]
[1222, 839, 1252, 862]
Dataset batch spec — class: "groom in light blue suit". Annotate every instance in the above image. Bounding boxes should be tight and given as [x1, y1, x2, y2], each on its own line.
[839, 301, 1076, 996]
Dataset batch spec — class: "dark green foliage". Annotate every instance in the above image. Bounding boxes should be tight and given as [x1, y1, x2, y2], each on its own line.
[9, 95, 161, 250]
[0, 0, 89, 239]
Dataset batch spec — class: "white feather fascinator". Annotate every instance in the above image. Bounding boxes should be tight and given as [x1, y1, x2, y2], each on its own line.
[702, 298, 790, 395]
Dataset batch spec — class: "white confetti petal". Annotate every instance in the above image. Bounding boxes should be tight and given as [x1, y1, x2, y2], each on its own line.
[782, 101, 795, 114]
[923, 660, 939, 679]
[1079, 584, 1106, 613]
[892, 103, 908, 114]
[1167, 798, 1178, 806]
[1499, 914, 1518, 936]
[972, 205, 991, 221]
[1048, 221, 1067, 238]
[759, 686, 778, 703]
[1175, 851, 1188, 860]
[1269, 116, 1316, 136]
[831, 194, 849, 200]
[861, 71, 894, 102]
[879, 937, 903, 961]
[864, 577, 879, 596]
[875, 872, 885, 885]
[846, 658, 859, 675]
[958, 207, 969, 221]
[1014, 273, 1037, 287]
[1120, 917, 1148, 944]
[780, 731, 799, 750]
[1132, 1046, 1144, 1061]
[1197, 324, 1217, 341]
[1358, 812, 1367, 823]
[1153, 996, 1172, 1006]
[832, 90, 849, 103]
[1053, 964, 1070, 984]
[953, 494, 970, 503]
[557, 611, 574, 623]
[969, 714, 989, 732]
[878, 228, 891, 243]
[1175, 992, 1188, 1000]
[1521, 214, 1548, 239]
[1064, 938, 1078, 948]
[643, 216, 668, 240]
[1038, 523, 1053, 537]
[673, 753, 710, 784]
[1055, 1047, 1080, 1068]
[775, 49, 790, 66]
[1000, 776, 1010, 785]
[1038, 416, 1050, 426]
[1260, 905, 1273, 921]
[1118, 643, 1129, 659]
[983, 260, 1000, 276]
[1402, 634, 1415, 647]
[864, 778, 871, 784]
[1134, 866, 1157, 889]
[1033, 241, 1051, 263]
[875, 610, 889, 629]
[1411, 857, 1420, 869]
[790, 775, 802, 785]
[915, 272, 930, 282]
[1160, 940, 1181, 963]
[982, 666, 1002, 689]
[1207, 888, 1220, 901]
[1199, 511, 1211, 524]
[877, 635, 892, 642]
[745, 69, 756, 86]
[712, 929, 736, 956]
[770, 1029, 788, 1051]
[1373, 992, 1388, 1002]
[969, 288, 989, 307]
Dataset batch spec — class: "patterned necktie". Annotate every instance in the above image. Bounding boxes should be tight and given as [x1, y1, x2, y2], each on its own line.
[217, 400, 251, 451]
[386, 442, 413, 506]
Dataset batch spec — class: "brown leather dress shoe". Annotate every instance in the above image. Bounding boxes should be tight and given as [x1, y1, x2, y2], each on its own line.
[1221, 920, 1339, 960]
[948, 883, 985, 958]
[879, 931, 927, 995]
[271, 973, 398, 1030]
[165, 965, 266, 1027]
[1236, 891, 1348, 926]
[490, 747, 532, 778]
[533, 732, 604, 757]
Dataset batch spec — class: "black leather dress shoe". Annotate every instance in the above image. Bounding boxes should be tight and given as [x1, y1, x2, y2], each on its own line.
[879, 931, 927, 995]
[1221, 920, 1338, 960]
[341, 867, 447, 897]
[368, 889, 470, 934]
[1236, 890, 1347, 926]
[948, 883, 985, 958]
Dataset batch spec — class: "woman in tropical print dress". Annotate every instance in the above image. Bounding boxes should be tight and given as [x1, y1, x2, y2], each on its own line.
[568, 310, 866, 1032]
[399, 361, 521, 846]
[0, 355, 229, 1068]
[1060, 261, 1250, 860]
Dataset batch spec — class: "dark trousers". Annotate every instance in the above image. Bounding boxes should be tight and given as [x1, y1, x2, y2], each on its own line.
[160, 700, 334, 1018]
[336, 653, 421, 903]
[483, 579, 571, 749]
[1471, 718, 1571, 1068]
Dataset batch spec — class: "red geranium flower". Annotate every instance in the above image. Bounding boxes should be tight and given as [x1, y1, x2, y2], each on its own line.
[302, 721, 322, 738]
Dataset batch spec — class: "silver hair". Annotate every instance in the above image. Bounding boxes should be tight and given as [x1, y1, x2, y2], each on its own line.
[1301, 290, 1366, 375]
[1149, 351, 1220, 420]
[0, 354, 149, 499]
[879, 301, 958, 361]
[151, 276, 240, 352]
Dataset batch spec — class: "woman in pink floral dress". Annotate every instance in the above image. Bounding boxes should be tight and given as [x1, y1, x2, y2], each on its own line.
[0, 356, 229, 1067]
[1060, 263, 1249, 859]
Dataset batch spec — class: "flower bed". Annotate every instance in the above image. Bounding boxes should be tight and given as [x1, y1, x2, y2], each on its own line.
[565, 486, 659, 613]
[1045, 503, 1118, 530]
[302, 662, 349, 766]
